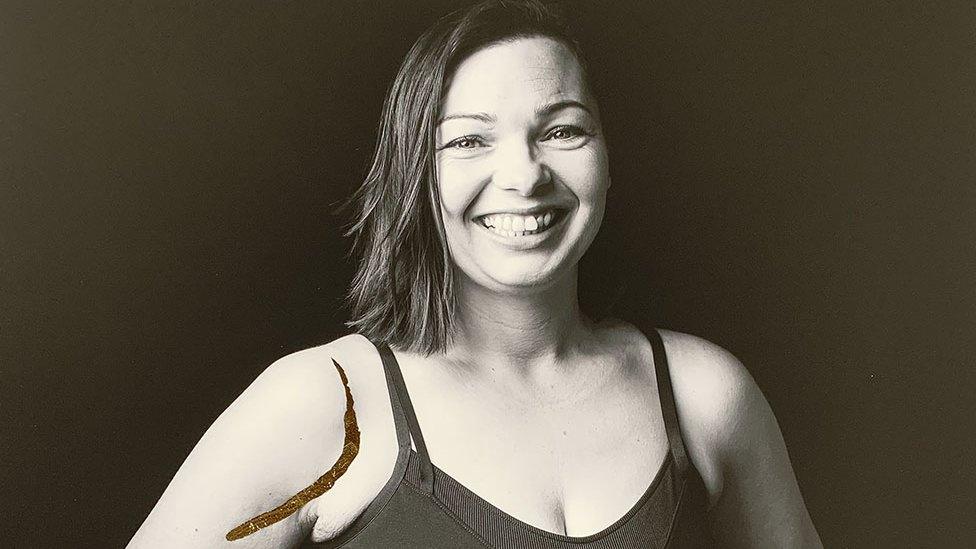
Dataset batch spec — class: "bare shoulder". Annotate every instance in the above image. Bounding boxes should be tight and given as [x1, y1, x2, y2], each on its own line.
[240, 333, 386, 424]
[656, 329, 762, 439]
[227, 334, 378, 417]
[130, 334, 397, 548]
[656, 329, 822, 548]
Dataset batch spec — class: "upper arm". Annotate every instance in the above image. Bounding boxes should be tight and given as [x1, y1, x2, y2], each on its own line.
[129, 337, 358, 548]
[662, 330, 822, 549]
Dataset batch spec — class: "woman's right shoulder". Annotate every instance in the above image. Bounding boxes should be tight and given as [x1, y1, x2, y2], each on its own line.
[130, 334, 400, 548]
[222, 334, 389, 454]
[252, 333, 385, 410]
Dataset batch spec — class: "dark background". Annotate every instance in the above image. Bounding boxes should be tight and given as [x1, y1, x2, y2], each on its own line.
[3, 1, 973, 547]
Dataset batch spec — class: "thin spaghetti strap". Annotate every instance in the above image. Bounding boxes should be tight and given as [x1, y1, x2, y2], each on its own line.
[373, 341, 435, 492]
[370, 340, 411, 451]
[647, 328, 691, 472]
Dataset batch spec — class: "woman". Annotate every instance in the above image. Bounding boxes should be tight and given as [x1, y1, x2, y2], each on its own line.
[130, 1, 822, 547]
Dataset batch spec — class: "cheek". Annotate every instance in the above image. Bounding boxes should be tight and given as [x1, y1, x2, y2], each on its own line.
[552, 148, 610, 205]
[437, 159, 487, 219]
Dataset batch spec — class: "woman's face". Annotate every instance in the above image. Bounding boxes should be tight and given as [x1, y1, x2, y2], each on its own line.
[436, 36, 609, 292]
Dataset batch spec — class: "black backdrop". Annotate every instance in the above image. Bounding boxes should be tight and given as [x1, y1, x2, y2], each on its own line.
[3, 1, 974, 547]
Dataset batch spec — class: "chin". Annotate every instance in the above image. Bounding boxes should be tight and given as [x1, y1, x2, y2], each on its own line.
[468, 249, 583, 293]
[486, 269, 557, 290]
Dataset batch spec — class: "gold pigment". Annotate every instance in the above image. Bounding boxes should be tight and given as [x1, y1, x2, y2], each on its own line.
[226, 358, 361, 541]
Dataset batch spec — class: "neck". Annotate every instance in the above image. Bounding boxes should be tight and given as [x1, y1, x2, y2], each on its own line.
[446, 269, 589, 372]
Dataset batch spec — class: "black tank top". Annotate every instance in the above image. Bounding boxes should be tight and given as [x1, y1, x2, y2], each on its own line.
[304, 327, 714, 548]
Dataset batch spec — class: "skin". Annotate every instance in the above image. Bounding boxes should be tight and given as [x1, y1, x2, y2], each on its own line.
[129, 37, 822, 548]
[224, 360, 360, 541]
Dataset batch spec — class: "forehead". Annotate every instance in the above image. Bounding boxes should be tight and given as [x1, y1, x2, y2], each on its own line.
[441, 36, 590, 116]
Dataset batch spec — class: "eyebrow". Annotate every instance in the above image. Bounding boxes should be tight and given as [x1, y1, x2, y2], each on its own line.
[437, 100, 593, 126]
[535, 99, 592, 118]
[438, 111, 495, 125]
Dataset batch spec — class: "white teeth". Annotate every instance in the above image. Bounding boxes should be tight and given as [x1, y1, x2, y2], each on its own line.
[511, 216, 525, 231]
[479, 210, 561, 237]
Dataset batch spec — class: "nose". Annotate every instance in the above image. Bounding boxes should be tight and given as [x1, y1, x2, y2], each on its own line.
[491, 138, 551, 197]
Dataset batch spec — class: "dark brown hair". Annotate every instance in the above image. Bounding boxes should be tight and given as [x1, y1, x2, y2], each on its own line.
[346, 0, 589, 354]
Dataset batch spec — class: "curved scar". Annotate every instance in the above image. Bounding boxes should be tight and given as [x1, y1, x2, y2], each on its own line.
[226, 358, 361, 541]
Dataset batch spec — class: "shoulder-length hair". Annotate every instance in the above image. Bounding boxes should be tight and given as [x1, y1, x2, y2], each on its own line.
[346, 0, 590, 354]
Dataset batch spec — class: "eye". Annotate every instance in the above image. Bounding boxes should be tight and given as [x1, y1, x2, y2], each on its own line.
[442, 135, 486, 150]
[543, 125, 589, 142]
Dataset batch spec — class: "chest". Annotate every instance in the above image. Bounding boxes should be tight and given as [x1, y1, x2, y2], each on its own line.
[407, 371, 670, 537]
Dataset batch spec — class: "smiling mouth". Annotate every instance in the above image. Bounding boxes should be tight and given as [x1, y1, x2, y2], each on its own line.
[475, 209, 567, 237]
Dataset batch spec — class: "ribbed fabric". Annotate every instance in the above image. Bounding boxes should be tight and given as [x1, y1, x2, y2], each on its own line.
[305, 327, 714, 548]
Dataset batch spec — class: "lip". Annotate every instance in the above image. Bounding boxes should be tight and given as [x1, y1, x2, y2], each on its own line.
[474, 205, 563, 218]
[473, 207, 571, 250]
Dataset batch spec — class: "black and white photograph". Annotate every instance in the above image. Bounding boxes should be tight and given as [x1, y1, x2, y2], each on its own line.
[3, 1, 973, 547]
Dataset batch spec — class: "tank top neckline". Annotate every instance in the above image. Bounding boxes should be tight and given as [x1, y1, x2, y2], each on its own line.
[407, 448, 674, 542]
[369, 325, 693, 543]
